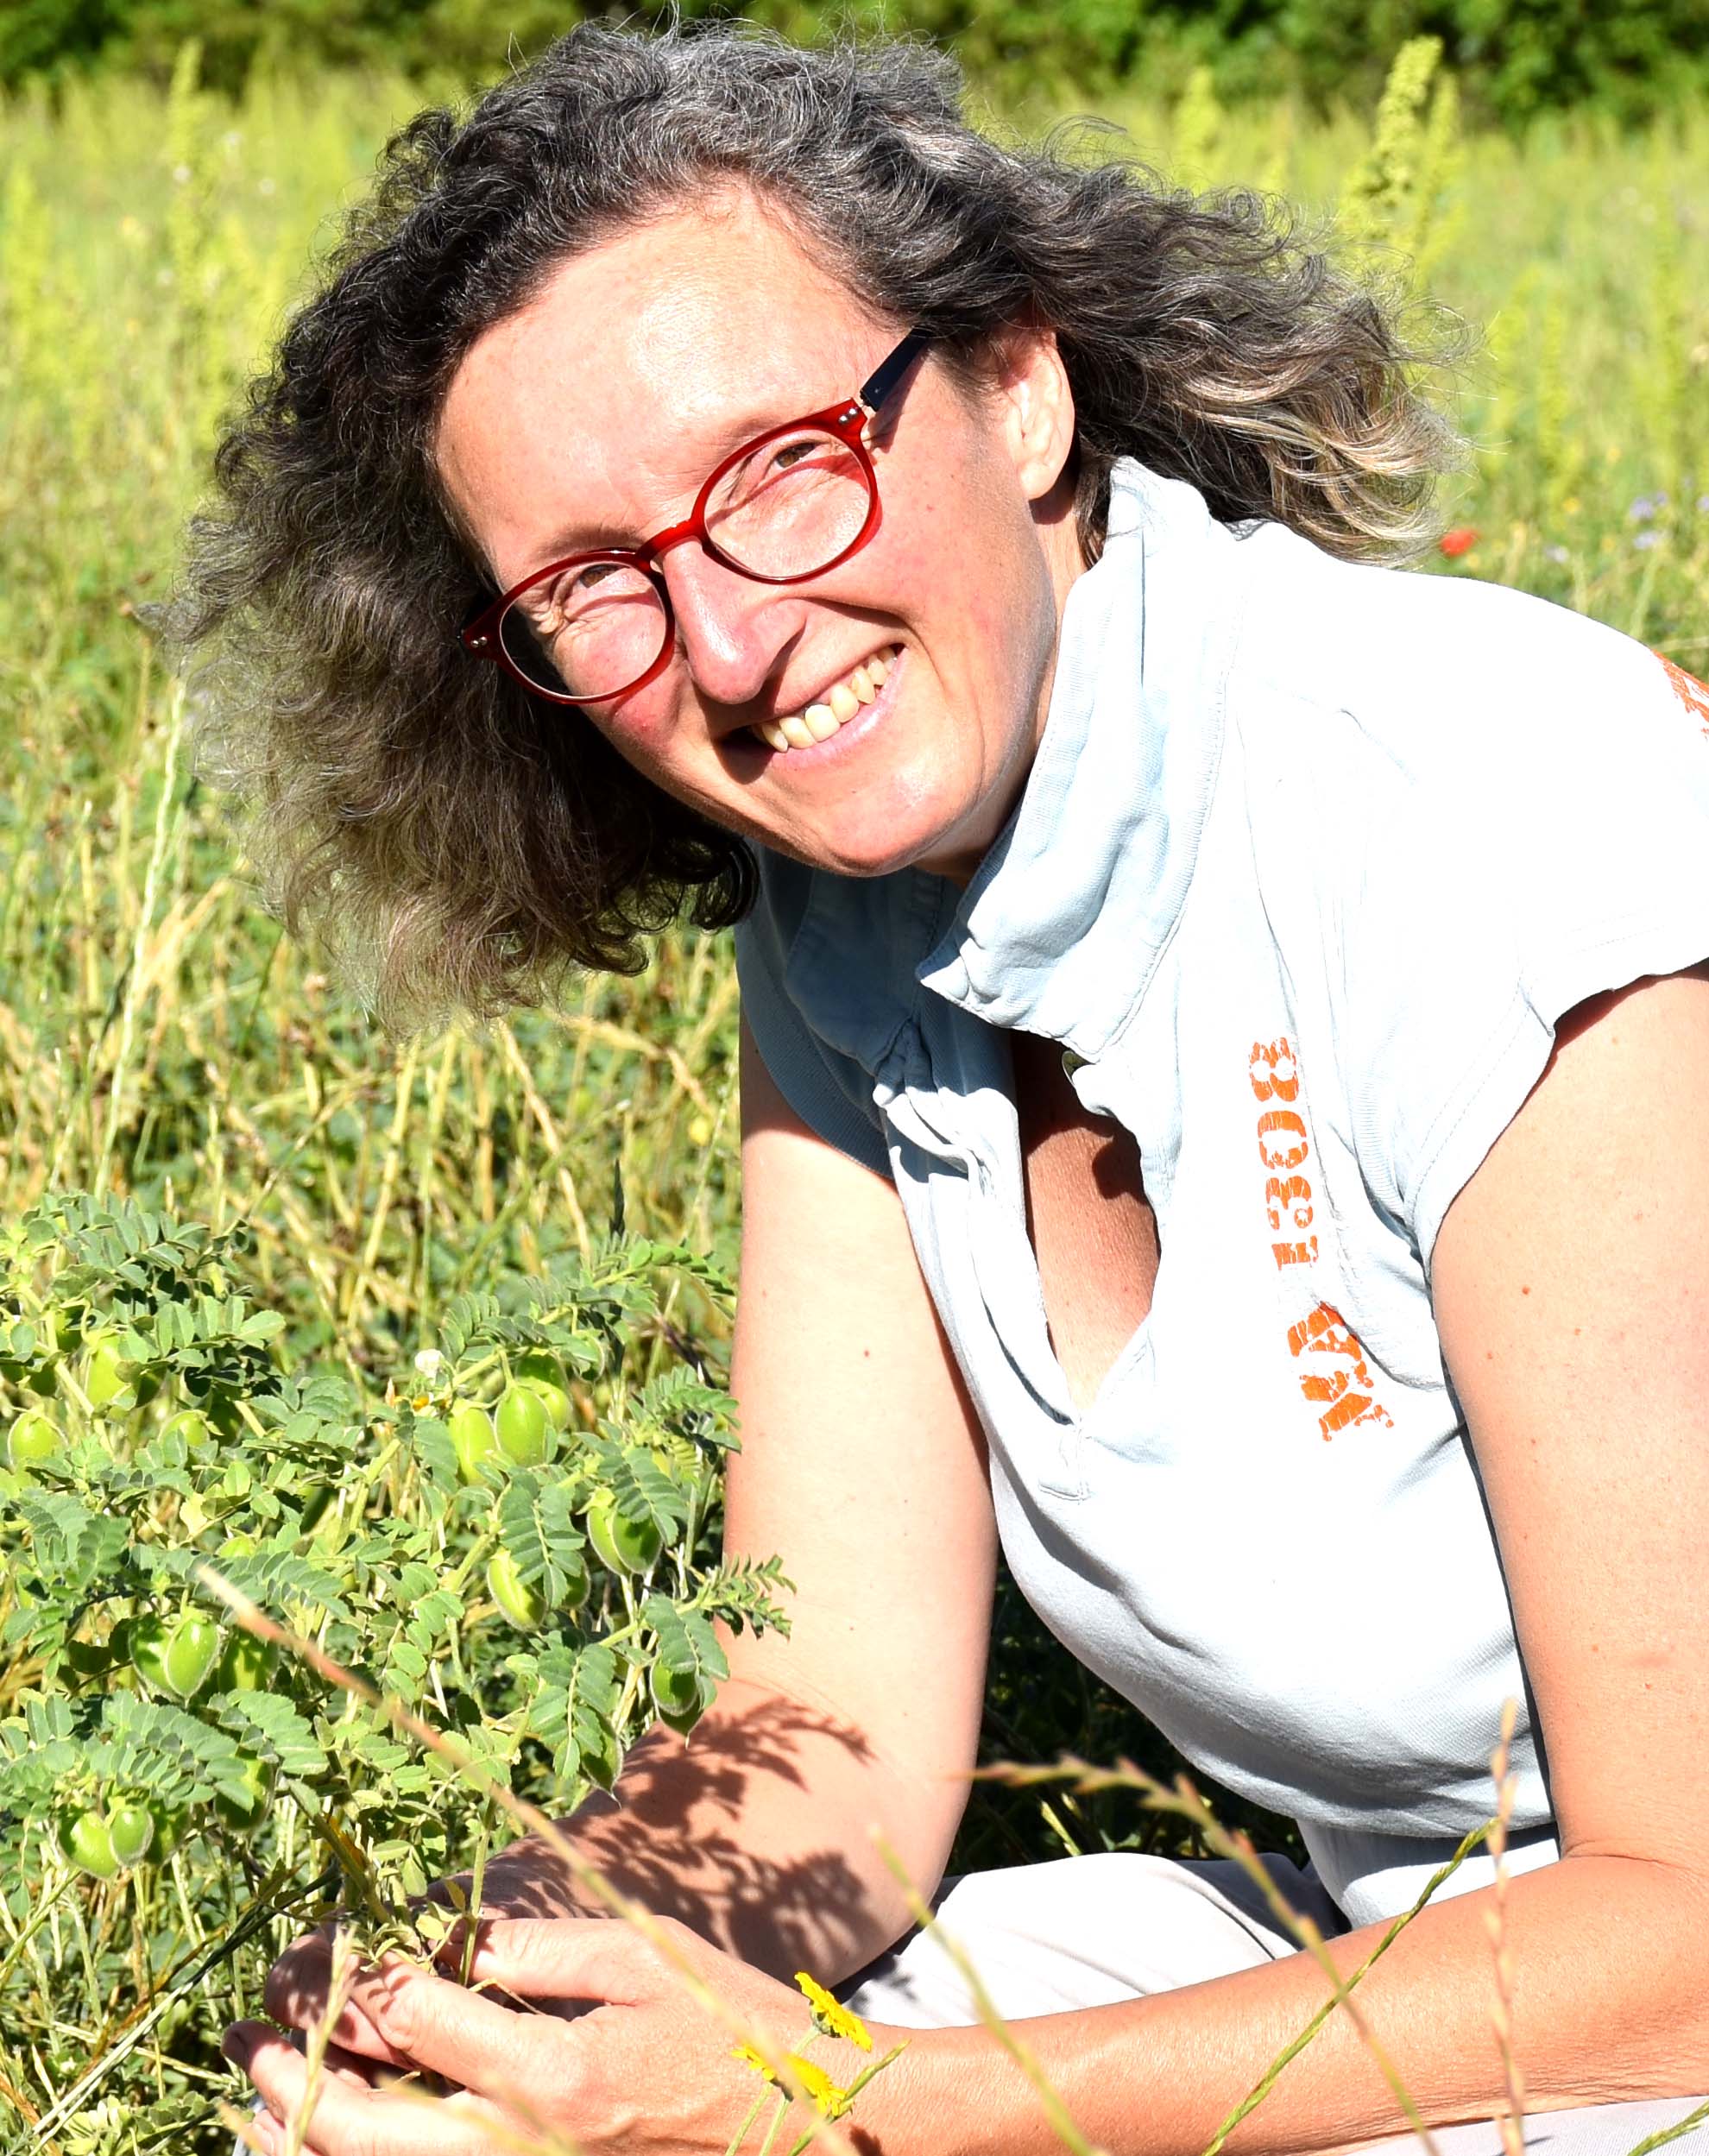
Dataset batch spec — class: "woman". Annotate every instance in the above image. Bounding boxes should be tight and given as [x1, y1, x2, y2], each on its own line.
[177, 22, 1709, 2156]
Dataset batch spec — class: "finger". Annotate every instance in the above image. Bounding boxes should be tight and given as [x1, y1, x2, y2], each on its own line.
[451, 1915, 667, 2007]
[234, 2101, 280, 2156]
[263, 1926, 338, 2025]
[224, 2022, 488, 2156]
[325, 2039, 407, 2091]
[262, 1934, 408, 2067]
[339, 1959, 583, 2112]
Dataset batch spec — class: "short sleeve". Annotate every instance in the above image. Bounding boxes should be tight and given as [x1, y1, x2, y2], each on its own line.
[734, 867, 893, 1182]
[1339, 601, 1709, 1278]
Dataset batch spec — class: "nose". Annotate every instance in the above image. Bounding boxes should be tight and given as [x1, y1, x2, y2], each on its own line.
[653, 539, 803, 710]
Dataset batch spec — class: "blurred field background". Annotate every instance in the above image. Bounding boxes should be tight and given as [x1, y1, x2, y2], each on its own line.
[2, 9, 1707, 1931]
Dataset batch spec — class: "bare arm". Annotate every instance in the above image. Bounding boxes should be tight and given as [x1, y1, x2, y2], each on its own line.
[699, 1050, 1000, 1965]
[484, 1020, 997, 1979]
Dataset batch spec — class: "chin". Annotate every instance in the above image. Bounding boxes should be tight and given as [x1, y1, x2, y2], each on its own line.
[762, 829, 923, 881]
[784, 802, 967, 882]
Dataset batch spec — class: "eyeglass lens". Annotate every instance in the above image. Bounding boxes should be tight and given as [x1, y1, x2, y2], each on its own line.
[499, 426, 873, 701]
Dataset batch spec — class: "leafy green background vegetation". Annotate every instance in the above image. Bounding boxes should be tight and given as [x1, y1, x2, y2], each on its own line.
[4, 0, 1707, 123]
[0, 30, 1706, 2154]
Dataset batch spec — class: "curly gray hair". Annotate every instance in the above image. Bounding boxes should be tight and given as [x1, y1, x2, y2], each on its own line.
[168, 22, 1460, 1024]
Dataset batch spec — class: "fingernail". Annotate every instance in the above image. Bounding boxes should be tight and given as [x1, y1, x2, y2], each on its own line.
[221, 2027, 255, 2070]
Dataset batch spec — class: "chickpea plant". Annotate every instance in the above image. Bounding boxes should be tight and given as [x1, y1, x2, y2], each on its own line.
[0, 1191, 791, 2153]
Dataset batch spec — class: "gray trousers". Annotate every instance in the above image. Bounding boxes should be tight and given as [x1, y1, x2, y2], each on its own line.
[836, 1851, 1709, 2156]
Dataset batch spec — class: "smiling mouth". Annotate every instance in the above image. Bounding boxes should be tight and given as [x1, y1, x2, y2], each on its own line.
[750, 645, 900, 752]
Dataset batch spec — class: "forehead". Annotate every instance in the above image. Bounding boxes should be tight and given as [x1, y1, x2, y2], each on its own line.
[436, 189, 887, 578]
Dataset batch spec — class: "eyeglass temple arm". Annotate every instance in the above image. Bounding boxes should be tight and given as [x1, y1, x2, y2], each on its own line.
[858, 326, 933, 421]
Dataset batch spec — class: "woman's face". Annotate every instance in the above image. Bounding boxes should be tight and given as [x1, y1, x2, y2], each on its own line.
[436, 188, 1084, 886]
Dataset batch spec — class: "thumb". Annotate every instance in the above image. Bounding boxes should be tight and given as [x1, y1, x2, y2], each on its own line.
[452, 1915, 666, 2008]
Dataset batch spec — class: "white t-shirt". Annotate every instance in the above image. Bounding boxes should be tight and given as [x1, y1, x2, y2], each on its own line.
[735, 458, 1709, 1926]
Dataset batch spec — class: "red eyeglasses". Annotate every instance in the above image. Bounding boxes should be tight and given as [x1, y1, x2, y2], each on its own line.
[460, 327, 932, 706]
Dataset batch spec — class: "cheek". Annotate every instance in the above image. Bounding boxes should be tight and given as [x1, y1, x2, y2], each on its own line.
[923, 467, 1051, 673]
[957, 527, 1053, 703]
[869, 516, 939, 610]
[876, 426, 1010, 615]
[965, 580, 1012, 663]
[584, 685, 681, 779]
[577, 696, 730, 825]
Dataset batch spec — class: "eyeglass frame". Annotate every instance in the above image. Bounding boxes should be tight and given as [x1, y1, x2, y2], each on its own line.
[458, 325, 935, 708]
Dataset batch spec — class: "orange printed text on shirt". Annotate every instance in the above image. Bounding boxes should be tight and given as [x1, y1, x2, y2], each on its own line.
[1250, 1036, 1394, 1440]
[1656, 650, 1709, 744]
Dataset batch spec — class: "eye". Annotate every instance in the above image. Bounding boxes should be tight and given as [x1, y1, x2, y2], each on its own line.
[768, 437, 825, 474]
[545, 560, 627, 612]
[568, 560, 627, 594]
[709, 429, 854, 527]
[525, 558, 652, 628]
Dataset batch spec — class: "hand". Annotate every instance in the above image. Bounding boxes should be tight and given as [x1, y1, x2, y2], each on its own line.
[259, 1841, 594, 2065]
[225, 1913, 909, 2156]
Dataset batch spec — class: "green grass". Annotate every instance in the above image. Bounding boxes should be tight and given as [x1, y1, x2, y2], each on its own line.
[0, 46, 1706, 2153]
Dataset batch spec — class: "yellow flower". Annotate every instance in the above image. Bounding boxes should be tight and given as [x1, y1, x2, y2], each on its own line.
[730, 2041, 853, 2119]
[730, 2042, 779, 2086]
[784, 2053, 853, 2119]
[793, 1971, 873, 2052]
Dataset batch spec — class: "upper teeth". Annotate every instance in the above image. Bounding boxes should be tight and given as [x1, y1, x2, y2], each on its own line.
[757, 647, 896, 753]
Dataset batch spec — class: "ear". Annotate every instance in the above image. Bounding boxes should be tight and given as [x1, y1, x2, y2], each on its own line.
[987, 325, 1076, 505]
